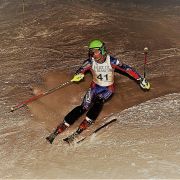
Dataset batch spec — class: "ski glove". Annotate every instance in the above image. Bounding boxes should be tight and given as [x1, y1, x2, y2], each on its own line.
[139, 78, 150, 90]
[71, 73, 84, 82]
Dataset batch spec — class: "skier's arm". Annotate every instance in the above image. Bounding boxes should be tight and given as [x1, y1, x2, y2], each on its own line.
[111, 58, 141, 80]
[71, 59, 92, 82]
[75, 59, 92, 74]
[111, 58, 150, 90]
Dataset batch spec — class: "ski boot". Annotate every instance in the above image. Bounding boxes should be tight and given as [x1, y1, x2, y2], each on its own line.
[77, 118, 93, 133]
[46, 123, 69, 144]
[63, 118, 93, 144]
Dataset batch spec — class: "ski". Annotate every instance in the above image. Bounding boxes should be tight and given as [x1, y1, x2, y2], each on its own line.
[63, 118, 117, 144]
[77, 118, 117, 144]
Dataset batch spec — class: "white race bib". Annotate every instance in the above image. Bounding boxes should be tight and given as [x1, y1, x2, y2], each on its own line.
[92, 55, 114, 86]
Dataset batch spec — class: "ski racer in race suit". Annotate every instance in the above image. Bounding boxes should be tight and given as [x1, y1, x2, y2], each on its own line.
[46, 39, 150, 144]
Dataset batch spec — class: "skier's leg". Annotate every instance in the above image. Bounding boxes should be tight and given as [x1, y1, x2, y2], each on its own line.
[64, 105, 86, 125]
[46, 88, 94, 144]
[76, 86, 114, 133]
[86, 97, 104, 120]
[64, 87, 94, 125]
[76, 97, 104, 133]
[46, 105, 86, 144]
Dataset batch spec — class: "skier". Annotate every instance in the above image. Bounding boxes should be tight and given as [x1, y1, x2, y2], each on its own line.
[46, 39, 150, 144]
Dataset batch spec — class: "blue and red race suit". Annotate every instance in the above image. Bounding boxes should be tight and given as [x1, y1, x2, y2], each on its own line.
[75, 54, 142, 110]
[47, 55, 144, 141]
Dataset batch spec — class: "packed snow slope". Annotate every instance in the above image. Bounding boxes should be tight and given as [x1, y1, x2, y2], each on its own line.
[0, 0, 180, 179]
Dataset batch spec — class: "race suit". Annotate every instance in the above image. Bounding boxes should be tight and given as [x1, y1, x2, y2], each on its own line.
[64, 54, 142, 125]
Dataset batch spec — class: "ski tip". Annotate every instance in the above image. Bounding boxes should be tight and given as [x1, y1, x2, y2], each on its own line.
[106, 118, 117, 124]
[111, 118, 117, 122]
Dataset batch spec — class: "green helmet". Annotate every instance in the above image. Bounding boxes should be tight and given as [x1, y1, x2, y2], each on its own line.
[88, 39, 106, 55]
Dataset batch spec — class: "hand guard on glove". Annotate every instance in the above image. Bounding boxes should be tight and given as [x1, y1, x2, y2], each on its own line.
[139, 78, 150, 90]
[71, 73, 84, 82]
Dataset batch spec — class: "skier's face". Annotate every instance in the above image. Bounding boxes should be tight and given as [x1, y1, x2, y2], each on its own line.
[90, 49, 105, 63]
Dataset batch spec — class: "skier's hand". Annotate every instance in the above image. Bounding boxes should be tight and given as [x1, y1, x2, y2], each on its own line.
[139, 78, 150, 90]
[71, 73, 84, 82]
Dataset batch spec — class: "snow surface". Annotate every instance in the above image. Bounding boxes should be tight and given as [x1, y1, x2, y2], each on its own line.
[0, 93, 180, 179]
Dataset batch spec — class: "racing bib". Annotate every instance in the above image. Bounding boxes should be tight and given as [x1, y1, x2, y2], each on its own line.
[92, 55, 114, 86]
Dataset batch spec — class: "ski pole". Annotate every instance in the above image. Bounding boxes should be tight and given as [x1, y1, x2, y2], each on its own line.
[10, 80, 72, 113]
[143, 47, 148, 78]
